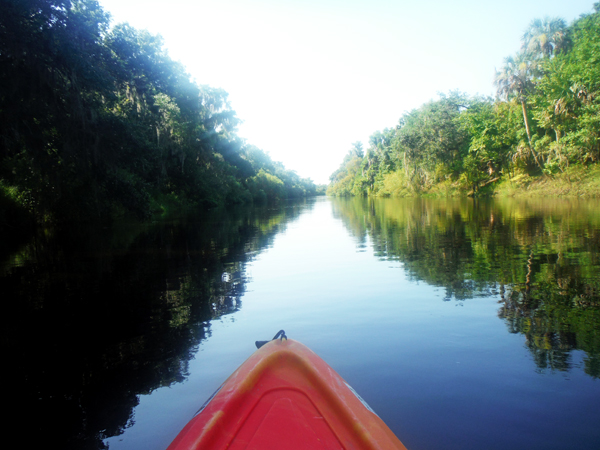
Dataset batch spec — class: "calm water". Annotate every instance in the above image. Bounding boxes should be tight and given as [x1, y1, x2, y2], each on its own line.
[3, 197, 600, 450]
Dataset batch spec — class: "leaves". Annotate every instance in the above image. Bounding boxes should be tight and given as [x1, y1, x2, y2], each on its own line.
[329, 7, 600, 197]
[0, 0, 315, 223]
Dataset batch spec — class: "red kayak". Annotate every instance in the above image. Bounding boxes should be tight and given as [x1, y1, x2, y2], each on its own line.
[167, 331, 407, 450]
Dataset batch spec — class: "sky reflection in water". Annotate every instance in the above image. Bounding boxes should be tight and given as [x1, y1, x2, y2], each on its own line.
[3, 197, 599, 450]
[108, 197, 600, 450]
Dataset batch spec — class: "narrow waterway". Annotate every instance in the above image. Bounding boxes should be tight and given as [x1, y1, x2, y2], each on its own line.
[3, 197, 600, 450]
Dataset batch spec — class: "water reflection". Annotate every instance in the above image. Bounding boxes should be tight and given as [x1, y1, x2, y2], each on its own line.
[4, 196, 600, 450]
[331, 197, 600, 378]
[1, 200, 314, 450]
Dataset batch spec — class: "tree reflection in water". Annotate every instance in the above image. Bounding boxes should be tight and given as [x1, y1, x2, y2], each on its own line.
[4, 196, 599, 450]
[0, 200, 312, 450]
[332, 197, 600, 378]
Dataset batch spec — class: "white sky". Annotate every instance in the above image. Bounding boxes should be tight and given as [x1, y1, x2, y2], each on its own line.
[98, 0, 596, 184]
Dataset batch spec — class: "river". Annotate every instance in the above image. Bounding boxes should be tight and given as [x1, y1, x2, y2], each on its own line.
[3, 196, 600, 450]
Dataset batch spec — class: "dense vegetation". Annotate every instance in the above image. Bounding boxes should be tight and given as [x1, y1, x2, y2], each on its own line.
[0, 0, 316, 225]
[328, 4, 600, 197]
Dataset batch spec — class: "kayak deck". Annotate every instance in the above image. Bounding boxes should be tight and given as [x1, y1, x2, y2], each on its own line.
[167, 338, 407, 450]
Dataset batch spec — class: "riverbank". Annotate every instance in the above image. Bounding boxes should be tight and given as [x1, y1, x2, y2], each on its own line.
[379, 164, 600, 199]
[493, 164, 600, 198]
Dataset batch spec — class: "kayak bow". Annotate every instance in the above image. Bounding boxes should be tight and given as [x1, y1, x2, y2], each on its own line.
[167, 333, 407, 450]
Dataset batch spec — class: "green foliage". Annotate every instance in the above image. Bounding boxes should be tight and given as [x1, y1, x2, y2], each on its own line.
[530, 10, 600, 166]
[0, 0, 316, 224]
[377, 170, 413, 197]
[247, 170, 285, 204]
[328, 92, 472, 196]
[327, 147, 366, 196]
[396, 92, 470, 180]
[0, 181, 35, 230]
[328, 6, 600, 198]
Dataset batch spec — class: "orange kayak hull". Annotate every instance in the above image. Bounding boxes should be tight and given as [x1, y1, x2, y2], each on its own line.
[166, 338, 407, 450]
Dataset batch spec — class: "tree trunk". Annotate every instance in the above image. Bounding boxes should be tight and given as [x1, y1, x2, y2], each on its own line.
[521, 100, 543, 170]
[521, 99, 533, 146]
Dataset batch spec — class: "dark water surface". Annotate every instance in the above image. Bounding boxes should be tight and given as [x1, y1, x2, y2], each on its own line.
[3, 197, 600, 450]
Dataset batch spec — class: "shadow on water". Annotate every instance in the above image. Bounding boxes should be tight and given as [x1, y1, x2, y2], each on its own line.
[331, 196, 600, 378]
[1, 198, 315, 450]
[5, 195, 600, 450]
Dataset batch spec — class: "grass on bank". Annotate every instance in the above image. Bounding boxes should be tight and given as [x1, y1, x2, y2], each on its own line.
[334, 164, 600, 199]
[494, 164, 600, 198]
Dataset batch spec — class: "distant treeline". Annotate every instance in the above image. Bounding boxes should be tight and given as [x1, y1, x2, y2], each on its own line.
[0, 0, 317, 224]
[328, 4, 600, 197]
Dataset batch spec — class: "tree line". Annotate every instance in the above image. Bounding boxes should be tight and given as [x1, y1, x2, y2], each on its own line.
[328, 4, 600, 197]
[0, 0, 317, 225]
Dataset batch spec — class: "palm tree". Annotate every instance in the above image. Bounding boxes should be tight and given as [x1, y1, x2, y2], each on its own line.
[494, 52, 542, 168]
[495, 52, 534, 142]
[522, 16, 568, 59]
